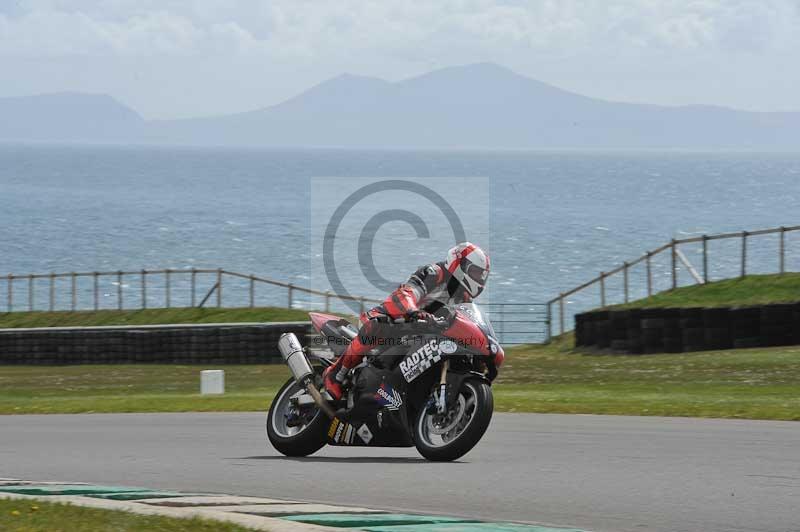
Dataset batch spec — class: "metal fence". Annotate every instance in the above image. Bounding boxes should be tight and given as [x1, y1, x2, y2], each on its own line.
[0, 268, 550, 345]
[483, 303, 550, 345]
[1, 268, 380, 315]
[547, 224, 800, 338]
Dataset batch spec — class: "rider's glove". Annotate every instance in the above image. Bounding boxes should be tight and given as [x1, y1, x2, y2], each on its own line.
[407, 310, 437, 323]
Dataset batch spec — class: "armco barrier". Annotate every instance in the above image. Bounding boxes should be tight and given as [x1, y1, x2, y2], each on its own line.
[0, 322, 312, 365]
[575, 302, 800, 354]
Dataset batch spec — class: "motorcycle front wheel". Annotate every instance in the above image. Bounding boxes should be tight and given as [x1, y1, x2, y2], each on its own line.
[266, 377, 330, 457]
[413, 379, 493, 462]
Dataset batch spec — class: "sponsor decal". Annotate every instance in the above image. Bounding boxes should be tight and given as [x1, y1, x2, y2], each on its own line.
[374, 383, 403, 411]
[327, 418, 340, 439]
[329, 418, 358, 444]
[400, 338, 451, 382]
[439, 339, 458, 354]
[357, 423, 373, 444]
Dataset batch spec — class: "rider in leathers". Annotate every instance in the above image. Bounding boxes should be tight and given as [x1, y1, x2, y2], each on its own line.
[323, 242, 491, 400]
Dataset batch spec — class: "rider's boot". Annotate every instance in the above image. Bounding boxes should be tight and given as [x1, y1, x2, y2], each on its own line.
[323, 318, 379, 401]
[323, 329, 372, 401]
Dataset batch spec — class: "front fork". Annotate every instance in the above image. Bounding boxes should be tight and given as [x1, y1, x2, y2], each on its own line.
[436, 359, 450, 414]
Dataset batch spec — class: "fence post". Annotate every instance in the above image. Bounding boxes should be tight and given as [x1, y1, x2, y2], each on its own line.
[599, 273, 606, 307]
[497, 303, 506, 344]
[288, 284, 294, 309]
[779, 227, 786, 274]
[117, 271, 123, 310]
[623, 262, 629, 303]
[71, 272, 77, 311]
[49, 273, 55, 311]
[545, 302, 552, 343]
[216, 269, 222, 308]
[671, 239, 677, 289]
[6, 274, 12, 312]
[702, 235, 709, 283]
[646, 252, 652, 296]
[28, 274, 34, 311]
[249, 275, 255, 308]
[741, 231, 748, 278]
[165, 269, 171, 308]
[325, 291, 331, 312]
[190, 268, 196, 307]
[141, 270, 147, 309]
[93, 272, 99, 310]
[558, 295, 565, 335]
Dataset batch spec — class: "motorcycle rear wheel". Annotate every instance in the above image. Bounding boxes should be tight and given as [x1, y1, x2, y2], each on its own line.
[267, 377, 330, 457]
[413, 379, 493, 462]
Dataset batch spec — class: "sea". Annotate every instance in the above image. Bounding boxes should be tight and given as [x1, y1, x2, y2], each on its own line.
[2, 143, 799, 330]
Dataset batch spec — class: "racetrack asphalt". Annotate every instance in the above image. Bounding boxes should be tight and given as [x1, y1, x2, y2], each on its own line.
[1, 412, 798, 532]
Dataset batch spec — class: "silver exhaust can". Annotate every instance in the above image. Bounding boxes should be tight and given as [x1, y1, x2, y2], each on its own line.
[277, 332, 314, 383]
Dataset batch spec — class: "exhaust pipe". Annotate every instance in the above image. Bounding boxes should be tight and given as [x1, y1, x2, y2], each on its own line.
[278, 332, 314, 382]
[277, 332, 335, 419]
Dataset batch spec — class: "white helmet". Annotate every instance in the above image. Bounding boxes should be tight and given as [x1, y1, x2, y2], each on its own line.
[445, 242, 490, 298]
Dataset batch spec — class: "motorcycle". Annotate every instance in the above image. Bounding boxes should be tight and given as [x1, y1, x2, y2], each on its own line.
[266, 303, 504, 461]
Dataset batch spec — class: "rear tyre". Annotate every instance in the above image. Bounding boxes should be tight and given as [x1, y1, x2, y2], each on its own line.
[267, 377, 330, 457]
[413, 380, 493, 462]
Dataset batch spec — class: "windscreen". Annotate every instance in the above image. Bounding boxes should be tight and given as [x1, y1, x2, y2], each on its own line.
[454, 303, 497, 340]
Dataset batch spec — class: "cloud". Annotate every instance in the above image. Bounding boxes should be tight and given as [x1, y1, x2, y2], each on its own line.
[1, 0, 798, 59]
[1, 0, 798, 117]
[0, 9, 203, 56]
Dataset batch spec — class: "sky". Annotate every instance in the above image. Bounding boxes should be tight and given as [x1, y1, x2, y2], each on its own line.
[1, 0, 799, 120]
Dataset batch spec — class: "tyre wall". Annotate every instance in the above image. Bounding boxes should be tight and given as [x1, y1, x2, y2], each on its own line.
[0, 322, 312, 364]
[575, 303, 800, 354]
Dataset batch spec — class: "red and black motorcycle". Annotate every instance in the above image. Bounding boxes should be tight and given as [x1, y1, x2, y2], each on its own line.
[267, 303, 504, 461]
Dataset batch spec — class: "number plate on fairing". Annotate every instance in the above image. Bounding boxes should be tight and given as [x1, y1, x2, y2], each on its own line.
[399, 338, 457, 382]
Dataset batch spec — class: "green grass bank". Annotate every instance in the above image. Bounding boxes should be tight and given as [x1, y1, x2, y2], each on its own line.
[613, 273, 800, 309]
[0, 306, 313, 329]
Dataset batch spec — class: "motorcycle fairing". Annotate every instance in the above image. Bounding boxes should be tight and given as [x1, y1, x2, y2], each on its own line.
[398, 336, 456, 382]
[325, 364, 413, 447]
[310, 312, 357, 356]
[442, 312, 491, 357]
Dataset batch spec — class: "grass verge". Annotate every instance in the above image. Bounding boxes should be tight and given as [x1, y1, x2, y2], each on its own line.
[0, 498, 257, 532]
[492, 334, 800, 420]
[1, 334, 798, 420]
[0, 307, 313, 329]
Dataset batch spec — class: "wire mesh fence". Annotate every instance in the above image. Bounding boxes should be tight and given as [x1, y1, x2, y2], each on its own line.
[483, 303, 550, 345]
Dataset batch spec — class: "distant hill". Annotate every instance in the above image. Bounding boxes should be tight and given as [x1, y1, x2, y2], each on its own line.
[0, 92, 144, 142]
[3, 64, 800, 149]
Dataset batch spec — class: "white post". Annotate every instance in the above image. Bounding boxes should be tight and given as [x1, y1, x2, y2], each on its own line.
[200, 370, 225, 395]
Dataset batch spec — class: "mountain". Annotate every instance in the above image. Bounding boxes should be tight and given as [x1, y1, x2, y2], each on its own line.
[0, 92, 144, 142]
[2, 64, 799, 149]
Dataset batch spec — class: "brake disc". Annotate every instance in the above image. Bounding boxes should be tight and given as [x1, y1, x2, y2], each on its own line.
[427, 394, 466, 435]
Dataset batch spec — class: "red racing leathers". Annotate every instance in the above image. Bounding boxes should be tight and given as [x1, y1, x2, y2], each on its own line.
[324, 262, 472, 399]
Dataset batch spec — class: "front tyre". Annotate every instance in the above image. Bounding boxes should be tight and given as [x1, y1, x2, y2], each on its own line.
[267, 377, 329, 457]
[413, 379, 493, 462]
